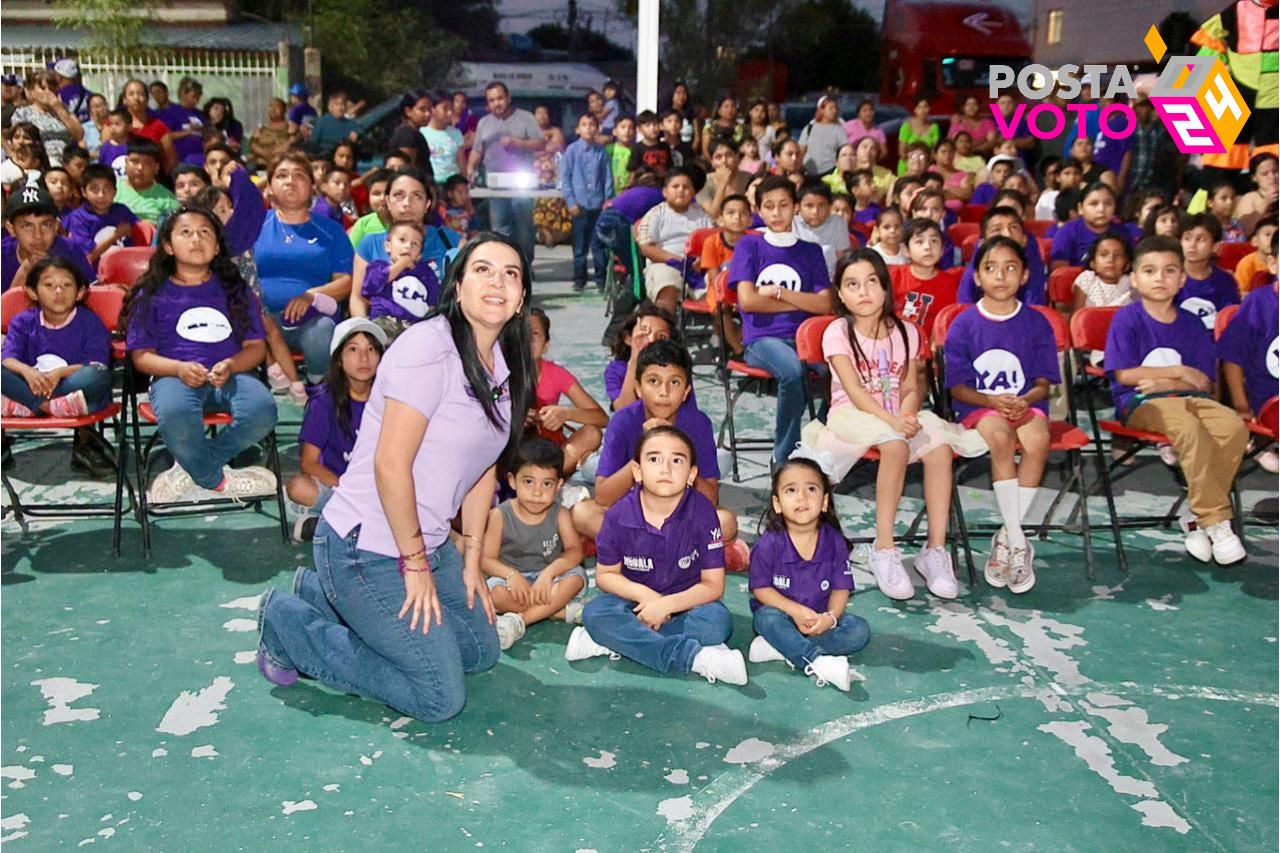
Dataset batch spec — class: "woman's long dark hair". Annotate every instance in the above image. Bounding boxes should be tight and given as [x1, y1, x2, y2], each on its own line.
[121, 204, 253, 342]
[425, 231, 535, 466]
[761, 457, 846, 540]
[324, 330, 385, 441]
[832, 248, 911, 381]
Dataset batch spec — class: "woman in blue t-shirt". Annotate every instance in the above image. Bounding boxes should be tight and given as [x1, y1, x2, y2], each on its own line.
[252, 152, 354, 382]
[350, 169, 461, 301]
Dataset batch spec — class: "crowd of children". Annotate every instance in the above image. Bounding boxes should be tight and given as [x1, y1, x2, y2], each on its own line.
[1, 76, 1277, 712]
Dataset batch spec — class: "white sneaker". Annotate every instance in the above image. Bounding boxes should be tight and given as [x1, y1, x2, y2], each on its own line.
[848, 542, 872, 568]
[1184, 527, 1212, 562]
[564, 626, 618, 661]
[1007, 539, 1036, 594]
[748, 635, 789, 665]
[1204, 521, 1246, 565]
[914, 547, 958, 599]
[495, 612, 526, 650]
[219, 466, 278, 499]
[690, 644, 748, 685]
[1258, 449, 1279, 474]
[147, 462, 194, 504]
[562, 600, 585, 625]
[984, 530, 1011, 588]
[560, 484, 589, 509]
[804, 655, 852, 692]
[1159, 444, 1179, 467]
[869, 547, 914, 600]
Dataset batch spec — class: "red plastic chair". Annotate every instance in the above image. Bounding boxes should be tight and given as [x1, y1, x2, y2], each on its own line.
[959, 204, 987, 224]
[960, 233, 980, 263]
[1213, 303, 1239, 341]
[1024, 220, 1054, 238]
[1215, 242, 1254, 272]
[1, 286, 132, 553]
[934, 302, 1118, 577]
[130, 220, 156, 247]
[710, 269, 777, 481]
[1038, 236, 1053, 260]
[98, 246, 154, 288]
[678, 226, 719, 324]
[1048, 266, 1085, 308]
[947, 222, 980, 248]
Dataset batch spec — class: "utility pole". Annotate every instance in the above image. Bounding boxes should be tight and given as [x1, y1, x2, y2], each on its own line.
[568, 0, 578, 52]
[637, 0, 658, 111]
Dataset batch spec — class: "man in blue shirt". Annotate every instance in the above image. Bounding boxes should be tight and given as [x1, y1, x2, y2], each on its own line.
[309, 91, 358, 157]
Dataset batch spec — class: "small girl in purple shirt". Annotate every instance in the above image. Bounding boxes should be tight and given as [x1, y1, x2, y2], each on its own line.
[944, 237, 1060, 594]
[748, 458, 869, 692]
[123, 205, 279, 503]
[286, 317, 386, 541]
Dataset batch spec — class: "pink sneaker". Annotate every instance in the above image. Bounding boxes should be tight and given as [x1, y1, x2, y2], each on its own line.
[47, 390, 89, 418]
[266, 362, 291, 391]
[1, 396, 34, 418]
[724, 538, 751, 572]
[288, 382, 308, 406]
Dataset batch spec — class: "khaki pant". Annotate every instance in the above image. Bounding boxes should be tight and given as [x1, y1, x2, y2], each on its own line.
[1126, 396, 1248, 527]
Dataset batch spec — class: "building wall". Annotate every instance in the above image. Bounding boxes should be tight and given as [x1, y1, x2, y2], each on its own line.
[1030, 0, 1225, 67]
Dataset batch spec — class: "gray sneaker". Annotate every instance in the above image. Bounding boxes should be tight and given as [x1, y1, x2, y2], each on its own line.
[495, 612, 526, 650]
[984, 530, 1012, 589]
[1007, 540, 1036, 594]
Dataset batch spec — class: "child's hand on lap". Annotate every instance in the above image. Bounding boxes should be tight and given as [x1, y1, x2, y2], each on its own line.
[23, 367, 57, 398]
[633, 597, 672, 630]
[538, 405, 568, 432]
[177, 361, 210, 388]
[790, 605, 822, 633]
[531, 571, 556, 605]
[208, 359, 233, 388]
[506, 572, 535, 607]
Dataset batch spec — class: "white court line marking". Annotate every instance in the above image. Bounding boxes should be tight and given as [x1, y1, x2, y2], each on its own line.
[658, 683, 1277, 852]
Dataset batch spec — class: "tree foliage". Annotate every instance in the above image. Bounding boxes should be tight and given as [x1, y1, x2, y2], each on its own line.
[747, 0, 880, 95]
[54, 0, 163, 57]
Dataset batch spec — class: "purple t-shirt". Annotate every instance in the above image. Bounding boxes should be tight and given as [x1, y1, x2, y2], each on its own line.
[1, 307, 111, 370]
[1218, 284, 1278, 415]
[157, 104, 205, 163]
[124, 275, 266, 369]
[98, 142, 129, 178]
[853, 204, 880, 225]
[1176, 267, 1239, 330]
[595, 486, 726, 596]
[1049, 218, 1130, 266]
[727, 232, 831, 346]
[62, 202, 138, 256]
[597, 399, 720, 481]
[609, 186, 664, 223]
[603, 358, 698, 408]
[1092, 125, 1132, 174]
[943, 303, 1061, 421]
[957, 237, 1047, 305]
[748, 525, 854, 612]
[971, 183, 997, 207]
[1104, 301, 1217, 420]
[312, 196, 343, 225]
[322, 315, 513, 557]
[362, 260, 441, 323]
[287, 102, 317, 126]
[0, 236, 96, 292]
[299, 385, 366, 477]
[222, 167, 267, 256]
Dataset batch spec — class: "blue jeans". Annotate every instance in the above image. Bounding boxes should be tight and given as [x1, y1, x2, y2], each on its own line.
[744, 336, 808, 463]
[259, 521, 499, 722]
[571, 208, 604, 287]
[272, 311, 335, 382]
[582, 593, 733, 675]
[1, 364, 112, 414]
[148, 374, 277, 489]
[592, 207, 633, 286]
[488, 197, 535, 268]
[752, 606, 870, 669]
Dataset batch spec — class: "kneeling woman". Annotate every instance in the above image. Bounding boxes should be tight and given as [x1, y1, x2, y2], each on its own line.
[258, 233, 536, 722]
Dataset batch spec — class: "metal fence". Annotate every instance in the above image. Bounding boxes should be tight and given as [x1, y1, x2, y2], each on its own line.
[1, 46, 285, 133]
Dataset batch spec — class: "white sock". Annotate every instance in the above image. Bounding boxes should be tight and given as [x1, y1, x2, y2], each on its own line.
[1019, 486, 1038, 522]
[993, 479, 1026, 548]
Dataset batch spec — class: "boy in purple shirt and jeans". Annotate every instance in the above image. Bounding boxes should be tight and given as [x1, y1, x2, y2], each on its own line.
[1105, 236, 1248, 565]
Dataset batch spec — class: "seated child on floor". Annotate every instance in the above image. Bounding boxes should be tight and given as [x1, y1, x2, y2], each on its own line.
[124, 205, 278, 503]
[1, 256, 116, 477]
[1106, 236, 1248, 566]
[350, 221, 441, 342]
[286, 317, 386, 541]
[748, 457, 870, 692]
[565, 425, 748, 685]
[483, 438, 589, 651]
[571, 338, 748, 569]
[527, 308, 607, 476]
[944, 237, 1060, 595]
[602, 303, 695, 412]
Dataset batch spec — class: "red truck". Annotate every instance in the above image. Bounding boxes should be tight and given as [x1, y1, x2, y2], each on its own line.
[879, 0, 1033, 114]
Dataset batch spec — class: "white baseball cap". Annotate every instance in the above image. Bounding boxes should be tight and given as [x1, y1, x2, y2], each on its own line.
[986, 154, 1020, 171]
[53, 58, 80, 78]
[329, 317, 388, 356]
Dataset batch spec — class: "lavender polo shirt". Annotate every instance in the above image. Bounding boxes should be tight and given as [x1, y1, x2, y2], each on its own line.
[748, 525, 854, 612]
[323, 316, 513, 557]
[595, 486, 726, 596]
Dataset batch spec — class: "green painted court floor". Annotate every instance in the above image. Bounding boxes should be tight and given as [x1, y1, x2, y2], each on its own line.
[3, 246, 1277, 851]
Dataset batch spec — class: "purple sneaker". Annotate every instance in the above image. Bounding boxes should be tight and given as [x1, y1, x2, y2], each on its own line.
[257, 589, 298, 687]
